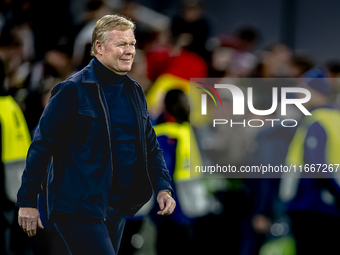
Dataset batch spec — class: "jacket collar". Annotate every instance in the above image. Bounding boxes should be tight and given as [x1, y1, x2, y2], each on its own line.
[81, 58, 136, 85]
[81, 59, 100, 84]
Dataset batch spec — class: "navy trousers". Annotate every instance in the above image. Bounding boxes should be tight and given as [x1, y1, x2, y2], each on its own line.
[52, 206, 126, 255]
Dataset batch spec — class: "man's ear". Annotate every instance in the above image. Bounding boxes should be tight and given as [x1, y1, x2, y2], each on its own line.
[95, 40, 104, 55]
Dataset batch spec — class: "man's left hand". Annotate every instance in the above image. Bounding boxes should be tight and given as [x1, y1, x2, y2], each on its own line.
[157, 191, 176, 216]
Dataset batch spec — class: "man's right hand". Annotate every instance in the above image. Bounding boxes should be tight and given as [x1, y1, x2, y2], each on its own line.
[18, 207, 44, 237]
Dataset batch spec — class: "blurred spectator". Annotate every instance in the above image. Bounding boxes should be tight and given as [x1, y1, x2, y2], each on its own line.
[146, 31, 207, 83]
[145, 31, 207, 119]
[326, 60, 340, 78]
[118, 0, 170, 49]
[280, 68, 340, 255]
[144, 29, 172, 82]
[0, 64, 7, 254]
[291, 54, 314, 78]
[151, 89, 209, 255]
[212, 26, 260, 77]
[72, 0, 110, 70]
[325, 60, 340, 104]
[262, 43, 293, 78]
[0, 0, 33, 36]
[11, 0, 35, 62]
[0, 27, 33, 114]
[250, 43, 293, 78]
[0, 61, 31, 254]
[171, 0, 211, 60]
[163, 33, 208, 79]
[223, 26, 260, 52]
[24, 45, 72, 133]
[0, 30, 24, 92]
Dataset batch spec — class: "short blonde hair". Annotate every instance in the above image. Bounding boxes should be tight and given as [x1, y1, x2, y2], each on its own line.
[90, 14, 135, 56]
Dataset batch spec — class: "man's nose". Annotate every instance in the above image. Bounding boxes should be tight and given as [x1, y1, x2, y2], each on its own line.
[124, 46, 135, 55]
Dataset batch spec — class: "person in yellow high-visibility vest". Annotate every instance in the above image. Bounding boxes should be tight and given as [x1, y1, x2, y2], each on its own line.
[280, 68, 340, 255]
[0, 32, 30, 254]
[150, 89, 209, 255]
[0, 91, 31, 254]
[0, 95, 31, 203]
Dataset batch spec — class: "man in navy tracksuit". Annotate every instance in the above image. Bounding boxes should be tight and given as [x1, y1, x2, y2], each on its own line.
[16, 14, 175, 255]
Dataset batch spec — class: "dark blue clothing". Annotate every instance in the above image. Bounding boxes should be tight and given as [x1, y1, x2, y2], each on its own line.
[16, 58, 173, 218]
[287, 121, 340, 217]
[53, 207, 126, 255]
[93, 58, 141, 209]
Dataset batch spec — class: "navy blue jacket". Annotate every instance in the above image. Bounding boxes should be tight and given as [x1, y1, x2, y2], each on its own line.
[17, 59, 173, 218]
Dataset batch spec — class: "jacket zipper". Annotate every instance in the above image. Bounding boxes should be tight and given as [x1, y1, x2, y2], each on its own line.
[96, 84, 114, 219]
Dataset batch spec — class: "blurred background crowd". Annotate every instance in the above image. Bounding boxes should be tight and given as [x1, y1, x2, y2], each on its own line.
[2, 0, 340, 254]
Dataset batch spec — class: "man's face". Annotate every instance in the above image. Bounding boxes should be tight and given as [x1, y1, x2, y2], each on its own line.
[97, 29, 136, 75]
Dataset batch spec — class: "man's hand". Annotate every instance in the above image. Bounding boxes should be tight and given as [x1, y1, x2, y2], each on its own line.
[18, 207, 44, 237]
[157, 191, 176, 216]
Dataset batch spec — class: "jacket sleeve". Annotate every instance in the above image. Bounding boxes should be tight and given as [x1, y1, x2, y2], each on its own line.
[16, 81, 77, 208]
[139, 87, 174, 196]
[145, 116, 174, 196]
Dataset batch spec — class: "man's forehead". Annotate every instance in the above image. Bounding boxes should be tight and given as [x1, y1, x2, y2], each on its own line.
[108, 29, 135, 41]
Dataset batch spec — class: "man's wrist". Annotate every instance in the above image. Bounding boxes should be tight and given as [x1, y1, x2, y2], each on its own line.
[158, 189, 173, 197]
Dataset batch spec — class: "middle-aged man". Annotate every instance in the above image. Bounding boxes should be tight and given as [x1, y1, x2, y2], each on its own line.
[16, 14, 176, 255]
